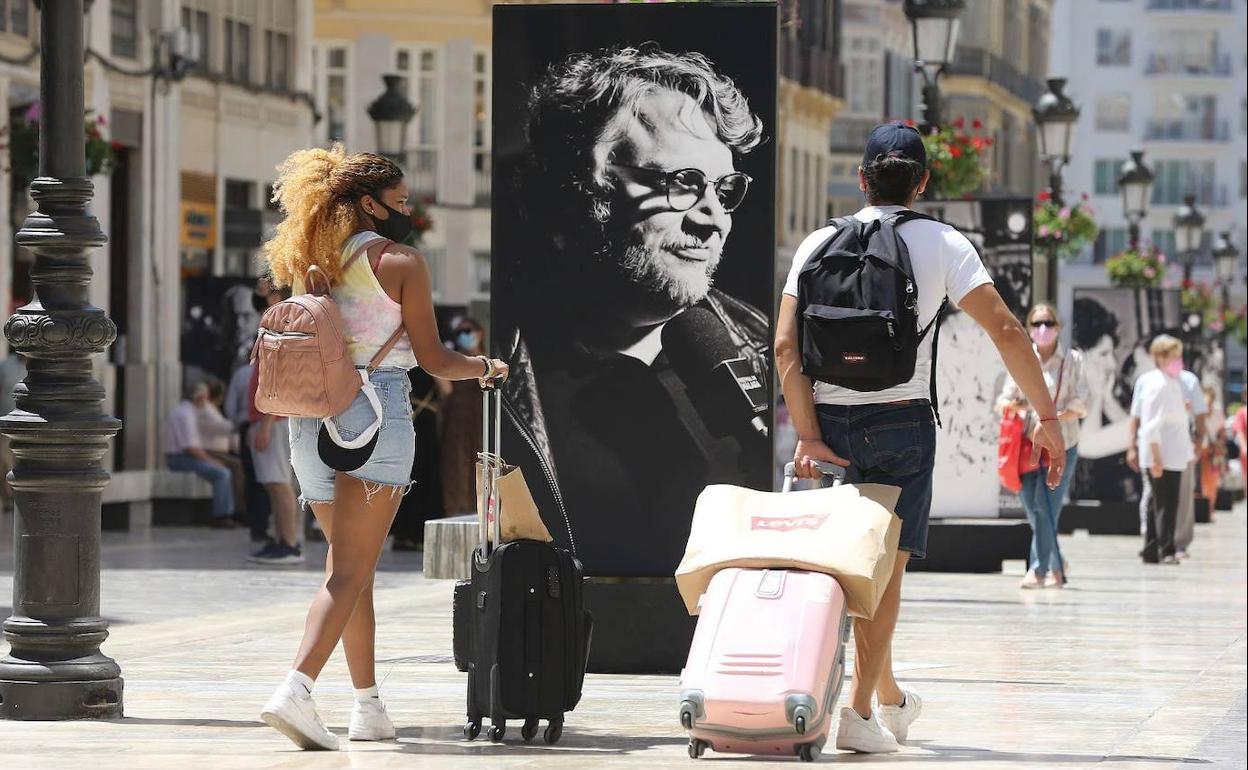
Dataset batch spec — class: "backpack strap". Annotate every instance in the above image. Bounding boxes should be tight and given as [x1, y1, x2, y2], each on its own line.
[365, 324, 408, 373]
[922, 296, 949, 428]
[341, 237, 394, 274]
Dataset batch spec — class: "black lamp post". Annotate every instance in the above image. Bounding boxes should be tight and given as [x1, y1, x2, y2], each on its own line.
[1033, 77, 1080, 301]
[1212, 231, 1238, 307]
[1173, 194, 1206, 283]
[1117, 150, 1155, 251]
[367, 74, 416, 166]
[0, 0, 123, 719]
[904, 0, 965, 131]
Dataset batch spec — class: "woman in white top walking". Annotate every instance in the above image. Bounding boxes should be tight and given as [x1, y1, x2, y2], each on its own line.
[1132, 334, 1193, 564]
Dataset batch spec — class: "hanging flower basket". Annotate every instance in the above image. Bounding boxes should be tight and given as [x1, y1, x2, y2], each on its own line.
[917, 117, 992, 199]
[1034, 193, 1099, 260]
[2, 102, 118, 191]
[1106, 246, 1169, 288]
[405, 195, 434, 246]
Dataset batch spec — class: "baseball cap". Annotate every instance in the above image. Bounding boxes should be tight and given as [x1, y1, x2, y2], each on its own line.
[862, 122, 927, 169]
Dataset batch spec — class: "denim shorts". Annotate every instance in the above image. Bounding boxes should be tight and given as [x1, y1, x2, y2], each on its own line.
[289, 367, 415, 505]
[816, 401, 937, 559]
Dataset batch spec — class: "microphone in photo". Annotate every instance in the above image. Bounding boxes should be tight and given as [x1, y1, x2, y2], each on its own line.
[662, 306, 769, 441]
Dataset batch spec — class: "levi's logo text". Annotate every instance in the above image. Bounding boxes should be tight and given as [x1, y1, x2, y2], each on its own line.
[751, 513, 829, 531]
[842, 353, 867, 364]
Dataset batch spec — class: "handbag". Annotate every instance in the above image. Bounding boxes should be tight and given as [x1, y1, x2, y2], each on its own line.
[997, 412, 1025, 493]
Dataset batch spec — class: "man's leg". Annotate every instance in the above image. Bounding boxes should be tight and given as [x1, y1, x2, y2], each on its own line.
[865, 551, 911, 711]
[1155, 470, 1180, 559]
[1174, 461, 1195, 553]
[1138, 472, 1152, 538]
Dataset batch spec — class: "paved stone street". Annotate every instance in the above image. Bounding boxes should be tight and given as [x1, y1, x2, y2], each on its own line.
[1, 506, 1244, 769]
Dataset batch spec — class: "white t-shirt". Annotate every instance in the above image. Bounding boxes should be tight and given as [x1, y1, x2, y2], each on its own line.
[782, 205, 992, 405]
[1131, 369, 1195, 471]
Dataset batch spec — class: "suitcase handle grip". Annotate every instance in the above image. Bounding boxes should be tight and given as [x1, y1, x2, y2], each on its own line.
[476, 387, 504, 562]
[782, 460, 845, 492]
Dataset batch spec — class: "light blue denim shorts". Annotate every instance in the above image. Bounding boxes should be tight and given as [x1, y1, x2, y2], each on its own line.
[289, 367, 415, 505]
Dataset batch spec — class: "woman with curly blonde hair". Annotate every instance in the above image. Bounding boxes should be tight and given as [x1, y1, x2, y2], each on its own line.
[259, 145, 508, 751]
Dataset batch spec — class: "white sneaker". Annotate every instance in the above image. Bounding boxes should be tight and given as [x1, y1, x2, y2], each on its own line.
[835, 707, 899, 753]
[348, 698, 396, 741]
[261, 685, 339, 751]
[876, 688, 922, 742]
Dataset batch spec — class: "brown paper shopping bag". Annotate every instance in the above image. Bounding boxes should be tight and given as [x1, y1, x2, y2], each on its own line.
[476, 460, 552, 543]
[675, 482, 901, 619]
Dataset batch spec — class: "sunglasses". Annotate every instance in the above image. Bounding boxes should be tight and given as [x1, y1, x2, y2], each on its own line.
[609, 163, 752, 213]
[1030, 320, 1058, 328]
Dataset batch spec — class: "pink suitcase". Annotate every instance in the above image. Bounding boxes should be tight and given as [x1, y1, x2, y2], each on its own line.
[678, 462, 851, 762]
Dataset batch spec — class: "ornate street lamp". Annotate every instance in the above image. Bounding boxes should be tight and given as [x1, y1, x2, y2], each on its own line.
[367, 74, 416, 165]
[904, 0, 966, 131]
[1173, 194, 1206, 283]
[1117, 150, 1154, 251]
[0, 0, 123, 719]
[1212, 231, 1239, 305]
[1033, 77, 1081, 301]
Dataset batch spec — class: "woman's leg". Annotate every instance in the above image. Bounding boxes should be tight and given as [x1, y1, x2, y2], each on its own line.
[293, 474, 402, 682]
[307, 501, 381, 690]
[1021, 471, 1052, 576]
[266, 482, 299, 547]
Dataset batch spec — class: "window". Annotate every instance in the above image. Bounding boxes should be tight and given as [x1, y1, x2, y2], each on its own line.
[225, 180, 253, 209]
[1093, 227, 1129, 263]
[10, 0, 29, 36]
[181, 8, 210, 70]
[473, 251, 491, 295]
[1095, 29, 1130, 66]
[265, 31, 290, 90]
[846, 37, 882, 116]
[1152, 160, 1217, 205]
[1096, 94, 1130, 132]
[225, 19, 252, 84]
[1152, 28, 1220, 74]
[1150, 229, 1177, 259]
[325, 46, 349, 143]
[473, 51, 489, 151]
[1093, 159, 1124, 195]
[111, 0, 138, 59]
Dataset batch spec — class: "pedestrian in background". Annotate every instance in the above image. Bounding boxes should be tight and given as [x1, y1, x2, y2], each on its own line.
[226, 357, 271, 543]
[198, 375, 246, 519]
[1129, 335, 1193, 565]
[390, 366, 444, 552]
[996, 303, 1088, 589]
[1198, 385, 1225, 513]
[439, 318, 485, 516]
[165, 378, 238, 528]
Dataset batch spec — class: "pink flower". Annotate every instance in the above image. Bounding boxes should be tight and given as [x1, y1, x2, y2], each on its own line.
[1157, 252, 1166, 263]
[96, 114, 107, 125]
[1038, 225, 1051, 237]
[1059, 207, 1071, 219]
[24, 101, 40, 123]
[1144, 267, 1157, 279]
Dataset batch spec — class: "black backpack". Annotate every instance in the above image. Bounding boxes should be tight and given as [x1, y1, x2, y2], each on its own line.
[796, 210, 949, 422]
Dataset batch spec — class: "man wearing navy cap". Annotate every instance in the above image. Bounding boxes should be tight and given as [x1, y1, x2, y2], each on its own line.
[774, 122, 1067, 752]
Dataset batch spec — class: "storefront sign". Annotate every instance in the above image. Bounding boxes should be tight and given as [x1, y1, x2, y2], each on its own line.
[180, 201, 216, 249]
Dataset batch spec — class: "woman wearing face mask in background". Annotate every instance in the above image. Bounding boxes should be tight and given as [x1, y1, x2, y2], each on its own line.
[1130, 335, 1194, 565]
[997, 304, 1089, 589]
[438, 319, 487, 516]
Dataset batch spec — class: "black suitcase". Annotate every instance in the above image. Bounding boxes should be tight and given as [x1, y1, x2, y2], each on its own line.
[456, 388, 592, 745]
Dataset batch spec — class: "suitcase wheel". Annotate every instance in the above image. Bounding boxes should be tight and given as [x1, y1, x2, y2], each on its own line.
[794, 714, 807, 735]
[462, 720, 481, 741]
[797, 742, 820, 762]
[688, 738, 708, 759]
[488, 722, 506, 743]
[521, 718, 539, 744]
[543, 718, 564, 745]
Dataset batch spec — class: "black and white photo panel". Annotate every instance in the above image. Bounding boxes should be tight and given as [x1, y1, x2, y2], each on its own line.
[491, 3, 778, 576]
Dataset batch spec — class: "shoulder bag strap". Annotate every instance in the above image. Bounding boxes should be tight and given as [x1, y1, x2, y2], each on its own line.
[366, 324, 407, 373]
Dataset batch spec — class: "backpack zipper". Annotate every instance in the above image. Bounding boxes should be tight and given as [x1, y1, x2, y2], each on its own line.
[265, 330, 313, 340]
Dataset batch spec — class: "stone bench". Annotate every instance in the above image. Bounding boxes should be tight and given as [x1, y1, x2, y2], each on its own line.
[423, 514, 480, 580]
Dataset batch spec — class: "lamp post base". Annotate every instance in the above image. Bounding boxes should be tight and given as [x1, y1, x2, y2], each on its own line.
[0, 677, 124, 721]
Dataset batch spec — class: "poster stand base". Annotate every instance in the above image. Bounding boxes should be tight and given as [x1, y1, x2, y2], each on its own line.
[907, 519, 1030, 573]
[1057, 500, 1139, 535]
[584, 578, 695, 675]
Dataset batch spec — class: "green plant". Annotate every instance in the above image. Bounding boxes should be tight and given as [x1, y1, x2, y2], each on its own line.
[1207, 303, 1247, 344]
[1180, 280, 1216, 316]
[1105, 246, 1169, 288]
[918, 117, 992, 199]
[1034, 192, 1099, 260]
[2, 102, 117, 190]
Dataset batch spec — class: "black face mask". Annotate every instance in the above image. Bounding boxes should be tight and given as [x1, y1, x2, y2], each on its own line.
[366, 198, 413, 244]
[252, 293, 268, 313]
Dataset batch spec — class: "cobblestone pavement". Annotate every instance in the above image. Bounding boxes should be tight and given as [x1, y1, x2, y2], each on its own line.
[1, 505, 1244, 769]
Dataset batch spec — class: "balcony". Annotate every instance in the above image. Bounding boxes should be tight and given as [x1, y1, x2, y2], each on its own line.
[1154, 185, 1231, 208]
[1146, 52, 1233, 77]
[781, 35, 844, 99]
[1147, 0, 1233, 11]
[829, 118, 879, 153]
[1145, 118, 1231, 142]
[400, 147, 438, 200]
[947, 46, 1045, 104]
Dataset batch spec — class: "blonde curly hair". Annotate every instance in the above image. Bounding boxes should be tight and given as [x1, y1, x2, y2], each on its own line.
[261, 144, 403, 288]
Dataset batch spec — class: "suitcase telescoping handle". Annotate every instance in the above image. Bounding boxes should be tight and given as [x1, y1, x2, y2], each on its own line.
[782, 460, 846, 492]
[476, 385, 505, 563]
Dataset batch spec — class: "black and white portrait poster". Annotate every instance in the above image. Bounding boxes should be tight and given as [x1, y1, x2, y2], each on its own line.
[1072, 287, 1182, 503]
[913, 198, 1033, 518]
[492, 3, 777, 576]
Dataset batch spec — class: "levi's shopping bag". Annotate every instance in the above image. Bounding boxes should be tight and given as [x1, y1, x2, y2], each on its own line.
[475, 459, 552, 544]
[675, 481, 902, 619]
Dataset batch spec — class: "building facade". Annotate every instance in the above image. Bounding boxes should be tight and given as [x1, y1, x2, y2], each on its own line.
[1050, 0, 1247, 386]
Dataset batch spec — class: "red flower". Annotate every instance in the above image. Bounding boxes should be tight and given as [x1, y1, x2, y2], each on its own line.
[972, 119, 983, 130]
[972, 136, 985, 150]
[949, 146, 962, 158]
[109, 140, 123, 151]
[1081, 192, 1089, 201]
[952, 117, 965, 129]
[1181, 279, 1194, 289]
[985, 137, 995, 146]
[903, 118, 916, 127]
[1038, 191, 1051, 202]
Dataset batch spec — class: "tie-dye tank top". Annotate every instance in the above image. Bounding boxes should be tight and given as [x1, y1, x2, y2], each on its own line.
[296, 231, 417, 370]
